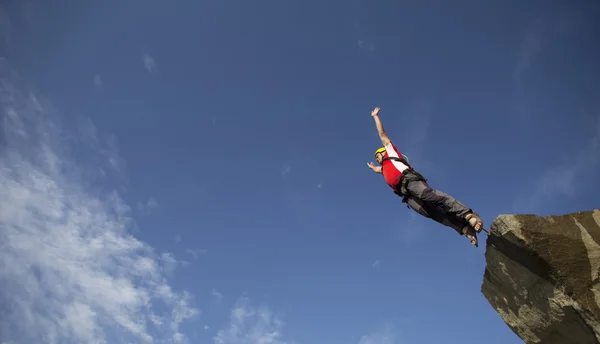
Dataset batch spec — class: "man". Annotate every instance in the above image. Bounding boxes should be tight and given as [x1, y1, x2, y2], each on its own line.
[366, 107, 485, 247]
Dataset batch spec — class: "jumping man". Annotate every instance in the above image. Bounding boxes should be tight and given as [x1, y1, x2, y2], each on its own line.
[366, 107, 485, 247]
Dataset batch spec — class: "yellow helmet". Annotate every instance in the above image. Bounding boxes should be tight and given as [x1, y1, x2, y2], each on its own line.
[374, 147, 386, 157]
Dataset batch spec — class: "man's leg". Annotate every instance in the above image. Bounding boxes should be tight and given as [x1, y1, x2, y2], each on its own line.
[405, 179, 472, 219]
[405, 197, 479, 246]
[404, 176, 484, 234]
[405, 197, 466, 235]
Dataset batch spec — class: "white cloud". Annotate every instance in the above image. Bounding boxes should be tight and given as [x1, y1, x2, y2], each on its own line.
[142, 53, 157, 73]
[212, 296, 399, 344]
[186, 248, 207, 261]
[0, 69, 198, 343]
[353, 16, 375, 53]
[213, 297, 288, 344]
[147, 197, 159, 207]
[357, 39, 375, 52]
[94, 75, 102, 87]
[103, 133, 127, 175]
[357, 325, 397, 344]
[372, 260, 381, 268]
[138, 197, 159, 211]
[211, 288, 224, 302]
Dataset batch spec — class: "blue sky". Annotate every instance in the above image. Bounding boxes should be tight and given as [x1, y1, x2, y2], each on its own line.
[1, 1, 599, 343]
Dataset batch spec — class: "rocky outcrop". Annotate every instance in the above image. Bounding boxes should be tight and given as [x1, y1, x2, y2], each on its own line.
[481, 209, 600, 344]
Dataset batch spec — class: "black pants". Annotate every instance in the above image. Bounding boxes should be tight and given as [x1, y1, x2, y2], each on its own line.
[402, 173, 472, 235]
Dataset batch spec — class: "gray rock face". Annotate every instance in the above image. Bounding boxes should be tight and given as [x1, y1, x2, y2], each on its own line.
[481, 209, 600, 344]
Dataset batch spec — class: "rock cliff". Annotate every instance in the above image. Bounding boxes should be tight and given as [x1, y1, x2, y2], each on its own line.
[481, 209, 600, 344]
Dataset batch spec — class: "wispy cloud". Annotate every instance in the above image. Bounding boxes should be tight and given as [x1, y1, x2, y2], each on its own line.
[213, 297, 288, 344]
[74, 117, 126, 179]
[148, 198, 159, 208]
[513, 116, 600, 212]
[512, 12, 584, 88]
[372, 260, 381, 268]
[213, 297, 400, 344]
[357, 325, 397, 344]
[352, 12, 375, 53]
[512, 18, 546, 86]
[142, 53, 157, 73]
[138, 197, 159, 210]
[94, 74, 103, 87]
[0, 69, 198, 343]
[211, 289, 224, 302]
[357, 39, 375, 52]
[281, 163, 291, 177]
[186, 248, 207, 261]
[104, 133, 127, 174]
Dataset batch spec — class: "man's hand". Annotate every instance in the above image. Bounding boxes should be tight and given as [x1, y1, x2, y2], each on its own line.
[371, 107, 380, 117]
[367, 162, 382, 173]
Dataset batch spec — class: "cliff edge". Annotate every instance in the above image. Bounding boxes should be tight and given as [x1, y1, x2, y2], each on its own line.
[481, 209, 600, 344]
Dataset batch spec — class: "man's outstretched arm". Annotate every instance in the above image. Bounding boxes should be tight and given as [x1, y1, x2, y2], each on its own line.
[371, 107, 391, 147]
[367, 162, 383, 174]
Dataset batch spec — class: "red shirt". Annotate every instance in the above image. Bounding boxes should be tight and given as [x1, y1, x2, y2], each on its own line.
[381, 141, 410, 189]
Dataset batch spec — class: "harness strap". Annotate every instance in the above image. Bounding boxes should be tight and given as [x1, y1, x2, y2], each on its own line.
[381, 156, 411, 168]
[381, 155, 427, 203]
[391, 168, 428, 204]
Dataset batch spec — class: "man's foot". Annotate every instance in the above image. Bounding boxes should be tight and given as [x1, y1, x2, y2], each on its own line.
[465, 212, 483, 233]
[462, 225, 478, 247]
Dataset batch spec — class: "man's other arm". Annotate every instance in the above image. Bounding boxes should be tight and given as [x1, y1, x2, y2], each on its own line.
[371, 107, 391, 147]
[367, 162, 383, 174]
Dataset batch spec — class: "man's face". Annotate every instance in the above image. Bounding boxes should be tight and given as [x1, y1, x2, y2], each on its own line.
[375, 152, 385, 164]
